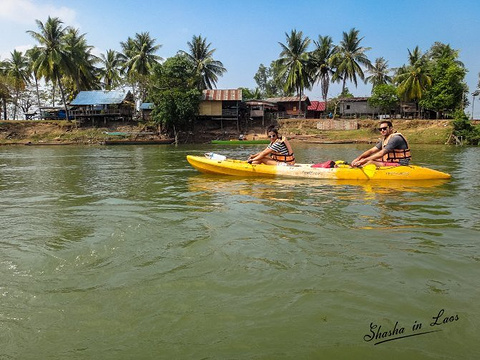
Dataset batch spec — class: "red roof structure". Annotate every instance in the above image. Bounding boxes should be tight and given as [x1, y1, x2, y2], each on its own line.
[308, 101, 326, 112]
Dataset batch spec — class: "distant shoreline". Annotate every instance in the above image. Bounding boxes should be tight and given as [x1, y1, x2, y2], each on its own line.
[0, 119, 456, 146]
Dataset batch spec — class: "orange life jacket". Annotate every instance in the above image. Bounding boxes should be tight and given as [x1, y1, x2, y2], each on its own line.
[382, 132, 411, 163]
[270, 153, 296, 164]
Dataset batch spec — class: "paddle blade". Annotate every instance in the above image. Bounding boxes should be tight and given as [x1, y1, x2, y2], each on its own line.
[362, 164, 377, 179]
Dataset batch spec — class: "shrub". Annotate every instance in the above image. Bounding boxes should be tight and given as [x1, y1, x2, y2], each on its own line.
[452, 110, 480, 145]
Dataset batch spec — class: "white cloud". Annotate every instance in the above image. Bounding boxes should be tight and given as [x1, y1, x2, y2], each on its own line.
[0, 0, 78, 59]
[0, 0, 77, 26]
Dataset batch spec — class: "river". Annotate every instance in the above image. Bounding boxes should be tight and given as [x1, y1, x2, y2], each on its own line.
[0, 143, 478, 359]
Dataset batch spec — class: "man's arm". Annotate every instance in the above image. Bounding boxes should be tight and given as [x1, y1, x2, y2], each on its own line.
[352, 145, 380, 166]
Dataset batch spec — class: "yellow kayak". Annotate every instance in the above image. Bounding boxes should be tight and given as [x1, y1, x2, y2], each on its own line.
[186, 155, 451, 180]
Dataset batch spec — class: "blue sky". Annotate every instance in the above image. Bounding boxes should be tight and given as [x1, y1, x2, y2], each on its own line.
[1, 0, 479, 117]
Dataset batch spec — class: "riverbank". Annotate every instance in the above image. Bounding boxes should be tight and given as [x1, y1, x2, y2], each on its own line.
[279, 118, 453, 145]
[0, 118, 454, 145]
[0, 121, 166, 146]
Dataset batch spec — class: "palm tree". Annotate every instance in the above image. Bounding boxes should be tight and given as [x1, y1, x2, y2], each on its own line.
[99, 49, 123, 90]
[407, 46, 422, 66]
[63, 28, 100, 96]
[395, 47, 432, 117]
[366, 57, 392, 90]
[309, 35, 337, 110]
[428, 42, 464, 67]
[0, 60, 13, 120]
[332, 28, 372, 94]
[180, 35, 226, 90]
[120, 32, 162, 103]
[241, 87, 262, 100]
[27, 16, 71, 120]
[25, 46, 43, 110]
[5, 50, 31, 119]
[277, 29, 312, 116]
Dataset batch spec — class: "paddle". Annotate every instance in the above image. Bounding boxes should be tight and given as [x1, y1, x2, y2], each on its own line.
[360, 164, 377, 179]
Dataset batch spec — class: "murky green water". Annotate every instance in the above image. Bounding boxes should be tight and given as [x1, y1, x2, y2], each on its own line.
[1, 143, 479, 359]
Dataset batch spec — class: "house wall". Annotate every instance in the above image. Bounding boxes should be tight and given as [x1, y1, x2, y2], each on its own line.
[250, 108, 264, 117]
[340, 101, 379, 115]
[199, 101, 222, 116]
[283, 103, 300, 115]
[306, 110, 324, 119]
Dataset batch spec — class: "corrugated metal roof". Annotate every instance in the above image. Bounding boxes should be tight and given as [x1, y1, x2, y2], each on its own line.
[202, 89, 242, 101]
[244, 100, 277, 107]
[339, 97, 369, 102]
[308, 101, 326, 111]
[70, 90, 132, 105]
[140, 102, 154, 110]
[264, 95, 310, 104]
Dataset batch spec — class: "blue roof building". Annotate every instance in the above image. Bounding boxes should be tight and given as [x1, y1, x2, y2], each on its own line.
[70, 90, 134, 124]
[140, 102, 154, 110]
[70, 90, 133, 106]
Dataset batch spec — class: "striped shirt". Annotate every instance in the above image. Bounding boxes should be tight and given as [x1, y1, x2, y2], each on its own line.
[268, 140, 291, 155]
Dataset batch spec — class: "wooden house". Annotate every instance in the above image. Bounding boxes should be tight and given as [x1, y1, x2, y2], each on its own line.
[399, 102, 417, 119]
[307, 100, 326, 119]
[338, 97, 381, 118]
[140, 102, 154, 121]
[264, 96, 311, 118]
[244, 99, 277, 126]
[198, 89, 243, 130]
[70, 90, 134, 124]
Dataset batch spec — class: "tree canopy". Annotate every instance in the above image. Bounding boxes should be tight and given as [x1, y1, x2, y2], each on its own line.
[179, 35, 226, 91]
[331, 28, 372, 94]
[148, 55, 201, 135]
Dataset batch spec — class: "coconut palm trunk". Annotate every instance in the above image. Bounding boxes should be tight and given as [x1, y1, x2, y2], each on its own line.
[56, 72, 69, 120]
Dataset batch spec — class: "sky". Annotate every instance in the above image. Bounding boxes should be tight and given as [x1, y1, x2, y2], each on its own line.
[1, 0, 480, 118]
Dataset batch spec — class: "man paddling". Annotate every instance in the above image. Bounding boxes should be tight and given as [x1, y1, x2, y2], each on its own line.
[351, 120, 411, 167]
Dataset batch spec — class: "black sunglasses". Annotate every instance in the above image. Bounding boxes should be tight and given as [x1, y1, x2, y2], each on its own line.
[378, 127, 389, 131]
[269, 135, 277, 138]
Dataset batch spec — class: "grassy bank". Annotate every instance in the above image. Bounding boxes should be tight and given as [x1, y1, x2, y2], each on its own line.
[278, 119, 453, 144]
[0, 118, 454, 145]
[0, 120, 160, 145]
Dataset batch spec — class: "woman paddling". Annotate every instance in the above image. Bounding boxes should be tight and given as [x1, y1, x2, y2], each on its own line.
[247, 125, 295, 165]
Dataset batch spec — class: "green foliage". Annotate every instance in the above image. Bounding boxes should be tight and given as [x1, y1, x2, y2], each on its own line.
[277, 29, 312, 96]
[179, 35, 226, 90]
[339, 87, 354, 98]
[368, 84, 399, 113]
[452, 110, 471, 131]
[395, 48, 432, 103]
[151, 89, 200, 133]
[254, 61, 290, 97]
[149, 55, 201, 134]
[309, 35, 337, 103]
[27, 17, 72, 119]
[366, 57, 392, 88]
[120, 32, 162, 103]
[331, 28, 372, 94]
[240, 87, 261, 100]
[452, 110, 480, 145]
[99, 49, 123, 90]
[150, 54, 197, 90]
[419, 44, 467, 117]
